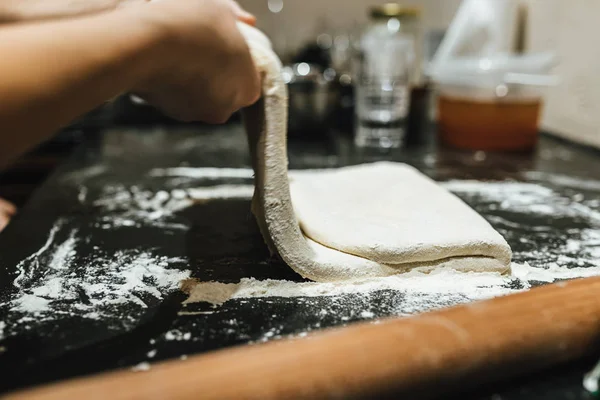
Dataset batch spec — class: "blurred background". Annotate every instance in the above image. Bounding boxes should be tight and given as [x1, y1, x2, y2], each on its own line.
[3, 0, 599, 206]
[242, 0, 593, 148]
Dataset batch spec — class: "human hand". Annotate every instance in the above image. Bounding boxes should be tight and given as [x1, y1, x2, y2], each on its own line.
[130, 0, 261, 123]
[0, 0, 149, 23]
[226, 0, 257, 26]
[0, 197, 16, 232]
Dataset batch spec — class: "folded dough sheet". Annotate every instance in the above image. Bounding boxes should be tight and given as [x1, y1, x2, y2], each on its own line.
[239, 23, 511, 282]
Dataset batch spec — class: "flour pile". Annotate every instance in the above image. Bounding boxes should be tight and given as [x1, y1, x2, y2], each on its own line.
[180, 262, 599, 311]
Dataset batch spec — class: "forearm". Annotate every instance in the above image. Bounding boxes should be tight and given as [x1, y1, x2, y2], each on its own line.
[0, 0, 122, 23]
[0, 9, 163, 168]
[0, 0, 24, 22]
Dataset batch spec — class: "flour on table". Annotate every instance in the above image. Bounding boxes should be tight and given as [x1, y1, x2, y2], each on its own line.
[183, 268, 523, 307]
[149, 167, 254, 180]
[182, 261, 600, 308]
[131, 362, 151, 372]
[6, 163, 600, 345]
[88, 165, 600, 278]
[443, 179, 600, 222]
[92, 185, 192, 229]
[164, 329, 192, 341]
[177, 168, 600, 328]
[524, 171, 600, 192]
[0, 220, 190, 340]
[62, 165, 107, 183]
[92, 184, 254, 230]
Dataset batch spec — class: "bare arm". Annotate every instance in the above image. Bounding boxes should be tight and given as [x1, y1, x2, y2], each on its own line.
[0, 0, 260, 169]
[0, 10, 161, 167]
[0, 0, 129, 23]
[0, 0, 254, 24]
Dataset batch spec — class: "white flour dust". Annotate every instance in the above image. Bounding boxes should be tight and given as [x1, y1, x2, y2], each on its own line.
[131, 362, 151, 372]
[86, 167, 600, 236]
[182, 268, 522, 307]
[13, 221, 65, 289]
[93, 185, 192, 229]
[7, 165, 600, 343]
[182, 261, 600, 309]
[149, 167, 254, 180]
[443, 179, 600, 222]
[187, 185, 254, 200]
[164, 329, 192, 341]
[62, 165, 107, 183]
[10, 227, 189, 314]
[0, 220, 190, 339]
[524, 171, 600, 192]
[92, 184, 254, 229]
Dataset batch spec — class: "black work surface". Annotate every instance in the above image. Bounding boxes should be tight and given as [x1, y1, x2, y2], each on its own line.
[1, 124, 600, 399]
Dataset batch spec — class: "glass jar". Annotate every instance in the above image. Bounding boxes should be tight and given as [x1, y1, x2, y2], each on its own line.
[354, 4, 421, 148]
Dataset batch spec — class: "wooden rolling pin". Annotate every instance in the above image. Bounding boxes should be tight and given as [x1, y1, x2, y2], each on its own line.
[7, 276, 600, 400]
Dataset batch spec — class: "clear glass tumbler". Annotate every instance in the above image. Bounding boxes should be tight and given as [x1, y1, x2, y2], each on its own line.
[354, 9, 416, 149]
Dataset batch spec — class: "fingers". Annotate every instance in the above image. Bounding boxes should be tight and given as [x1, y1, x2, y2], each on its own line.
[229, 23, 261, 108]
[0, 216, 9, 232]
[131, 0, 261, 123]
[116, 0, 151, 9]
[228, 1, 256, 26]
[235, 60, 261, 108]
[135, 87, 234, 124]
[0, 197, 16, 232]
[0, 197, 16, 217]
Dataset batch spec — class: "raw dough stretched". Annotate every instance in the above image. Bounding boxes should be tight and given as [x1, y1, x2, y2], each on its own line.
[239, 23, 511, 282]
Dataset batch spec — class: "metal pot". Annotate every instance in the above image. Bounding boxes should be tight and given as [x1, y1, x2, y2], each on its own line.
[283, 63, 338, 136]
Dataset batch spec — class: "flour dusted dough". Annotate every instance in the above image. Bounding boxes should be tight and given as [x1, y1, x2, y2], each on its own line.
[290, 164, 511, 271]
[239, 24, 511, 282]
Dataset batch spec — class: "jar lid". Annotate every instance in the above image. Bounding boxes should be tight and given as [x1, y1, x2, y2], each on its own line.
[430, 53, 558, 90]
[282, 63, 332, 86]
[369, 3, 420, 20]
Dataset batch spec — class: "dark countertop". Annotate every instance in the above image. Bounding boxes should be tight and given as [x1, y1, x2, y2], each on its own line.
[1, 122, 600, 399]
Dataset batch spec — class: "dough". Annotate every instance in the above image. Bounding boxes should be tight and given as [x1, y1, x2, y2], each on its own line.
[238, 23, 511, 282]
[290, 164, 511, 272]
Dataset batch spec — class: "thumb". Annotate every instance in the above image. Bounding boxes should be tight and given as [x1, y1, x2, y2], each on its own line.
[228, 1, 256, 26]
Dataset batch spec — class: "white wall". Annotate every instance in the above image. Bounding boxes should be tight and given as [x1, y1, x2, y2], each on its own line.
[525, 0, 600, 148]
[240, 0, 461, 56]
